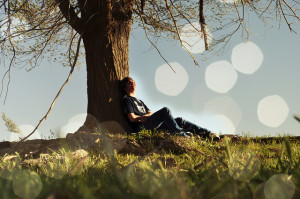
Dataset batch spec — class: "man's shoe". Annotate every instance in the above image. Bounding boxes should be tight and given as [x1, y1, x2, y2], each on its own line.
[209, 133, 220, 141]
[185, 132, 193, 137]
[179, 131, 193, 137]
[179, 131, 188, 137]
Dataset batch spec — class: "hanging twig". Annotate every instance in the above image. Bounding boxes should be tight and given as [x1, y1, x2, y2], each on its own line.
[20, 35, 82, 142]
[234, 0, 249, 38]
[165, 0, 198, 66]
[282, 0, 300, 20]
[142, 18, 176, 73]
[1, 0, 16, 105]
[170, 0, 201, 32]
[278, 0, 295, 32]
[135, 0, 176, 73]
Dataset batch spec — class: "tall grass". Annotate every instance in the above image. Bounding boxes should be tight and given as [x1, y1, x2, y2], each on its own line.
[1, 132, 300, 199]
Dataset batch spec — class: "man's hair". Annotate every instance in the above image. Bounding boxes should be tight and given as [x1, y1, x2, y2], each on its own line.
[120, 77, 133, 97]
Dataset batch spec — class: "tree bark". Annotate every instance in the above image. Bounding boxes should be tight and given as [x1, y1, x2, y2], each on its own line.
[76, 0, 134, 133]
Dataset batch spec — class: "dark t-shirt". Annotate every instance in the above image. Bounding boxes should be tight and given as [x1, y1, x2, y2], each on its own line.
[122, 95, 150, 132]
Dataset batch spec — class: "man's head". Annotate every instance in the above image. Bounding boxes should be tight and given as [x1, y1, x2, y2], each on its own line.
[120, 77, 136, 96]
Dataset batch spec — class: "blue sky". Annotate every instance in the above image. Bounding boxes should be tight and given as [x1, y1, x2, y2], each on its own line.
[129, 22, 300, 137]
[0, 7, 300, 141]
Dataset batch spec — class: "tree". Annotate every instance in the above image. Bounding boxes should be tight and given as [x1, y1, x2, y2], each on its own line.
[0, 0, 299, 139]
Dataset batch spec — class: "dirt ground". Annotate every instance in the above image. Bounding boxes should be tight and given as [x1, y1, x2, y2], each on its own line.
[0, 131, 299, 159]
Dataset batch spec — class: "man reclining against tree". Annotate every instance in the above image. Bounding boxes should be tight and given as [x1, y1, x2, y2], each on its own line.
[120, 77, 219, 140]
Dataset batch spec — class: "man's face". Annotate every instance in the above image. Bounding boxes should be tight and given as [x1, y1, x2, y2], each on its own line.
[126, 78, 136, 93]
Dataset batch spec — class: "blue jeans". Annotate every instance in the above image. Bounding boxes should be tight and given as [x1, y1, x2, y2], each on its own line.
[142, 107, 211, 136]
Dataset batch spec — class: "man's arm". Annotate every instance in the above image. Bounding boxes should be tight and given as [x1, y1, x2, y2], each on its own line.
[127, 113, 146, 123]
[144, 110, 152, 117]
[127, 110, 152, 123]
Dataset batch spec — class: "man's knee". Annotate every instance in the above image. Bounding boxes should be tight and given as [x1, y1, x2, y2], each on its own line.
[161, 107, 171, 114]
[175, 117, 183, 124]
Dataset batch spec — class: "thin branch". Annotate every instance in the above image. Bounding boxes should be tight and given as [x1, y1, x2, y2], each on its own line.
[20, 36, 82, 142]
[170, 0, 201, 32]
[135, 0, 175, 73]
[165, 0, 198, 66]
[278, 0, 295, 32]
[57, 0, 84, 34]
[282, 0, 300, 20]
[68, 30, 77, 66]
[25, 21, 65, 71]
[234, 0, 249, 38]
[0, 0, 7, 9]
[3, 47, 14, 105]
[142, 19, 175, 73]
[1, 0, 17, 105]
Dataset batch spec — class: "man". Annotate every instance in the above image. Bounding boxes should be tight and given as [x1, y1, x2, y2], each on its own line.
[121, 77, 219, 139]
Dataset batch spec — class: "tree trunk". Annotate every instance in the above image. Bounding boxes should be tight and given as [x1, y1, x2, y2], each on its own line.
[80, 0, 134, 134]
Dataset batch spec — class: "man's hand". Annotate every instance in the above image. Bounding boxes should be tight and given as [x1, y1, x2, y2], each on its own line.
[139, 115, 149, 123]
[138, 111, 152, 123]
[128, 112, 152, 123]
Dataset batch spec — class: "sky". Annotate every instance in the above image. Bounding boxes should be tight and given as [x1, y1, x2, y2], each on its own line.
[0, 2, 300, 141]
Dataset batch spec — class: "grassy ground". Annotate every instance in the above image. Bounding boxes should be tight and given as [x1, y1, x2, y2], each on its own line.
[0, 131, 300, 199]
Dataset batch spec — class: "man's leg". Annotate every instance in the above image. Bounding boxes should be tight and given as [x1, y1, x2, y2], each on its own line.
[175, 117, 212, 138]
[144, 107, 183, 134]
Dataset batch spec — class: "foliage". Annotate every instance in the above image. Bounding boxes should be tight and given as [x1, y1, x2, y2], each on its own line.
[1, 0, 299, 70]
[1, 133, 300, 198]
[1, 112, 21, 134]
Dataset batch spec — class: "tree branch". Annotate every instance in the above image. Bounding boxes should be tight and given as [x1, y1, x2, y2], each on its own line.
[135, 0, 175, 73]
[141, 0, 146, 13]
[165, 0, 198, 66]
[20, 35, 82, 142]
[57, 0, 84, 34]
[199, 0, 208, 51]
[170, 0, 201, 32]
[234, 0, 249, 38]
[278, 0, 295, 32]
[282, 0, 300, 20]
[0, 0, 16, 105]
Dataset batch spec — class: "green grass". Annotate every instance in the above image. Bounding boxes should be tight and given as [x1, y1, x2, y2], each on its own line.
[1, 131, 300, 199]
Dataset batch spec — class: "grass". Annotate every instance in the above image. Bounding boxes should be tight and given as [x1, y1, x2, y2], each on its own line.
[1, 131, 300, 199]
